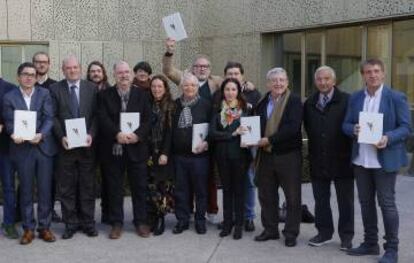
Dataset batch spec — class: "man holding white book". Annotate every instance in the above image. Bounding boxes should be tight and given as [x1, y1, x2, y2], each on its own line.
[50, 55, 98, 239]
[2, 62, 57, 244]
[98, 61, 151, 239]
[343, 59, 411, 263]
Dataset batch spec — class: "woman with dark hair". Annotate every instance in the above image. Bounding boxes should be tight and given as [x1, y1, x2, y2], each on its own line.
[146, 74, 176, 235]
[209, 78, 251, 240]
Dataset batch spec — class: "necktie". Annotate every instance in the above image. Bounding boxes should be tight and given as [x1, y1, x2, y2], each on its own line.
[69, 85, 80, 118]
[322, 94, 329, 108]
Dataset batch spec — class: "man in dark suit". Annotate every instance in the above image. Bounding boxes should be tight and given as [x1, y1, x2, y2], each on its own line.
[304, 66, 354, 250]
[0, 76, 18, 239]
[98, 61, 151, 239]
[343, 59, 411, 263]
[32, 51, 61, 223]
[50, 55, 98, 239]
[3, 62, 57, 244]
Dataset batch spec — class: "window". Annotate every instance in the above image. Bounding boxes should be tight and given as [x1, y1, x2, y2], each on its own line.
[392, 20, 414, 103]
[265, 17, 414, 105]
[0, 44, 48, 85]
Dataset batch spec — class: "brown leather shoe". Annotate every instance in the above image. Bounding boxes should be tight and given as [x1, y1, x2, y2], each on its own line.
[20, 230, 35, 245]
[136, 224, 150, 238]
[39, 229, 56, 242]
[109, 226, 122, 239]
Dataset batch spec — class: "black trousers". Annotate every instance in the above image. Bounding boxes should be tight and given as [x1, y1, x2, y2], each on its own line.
[217, 158, 246, 227]
[104, 152, 148, 227]
[257, 150, 302, 239]
[311, 177, 354, 242]
[58, 148, 96, 230]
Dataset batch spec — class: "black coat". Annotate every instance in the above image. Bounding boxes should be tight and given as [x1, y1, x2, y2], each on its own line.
[304, 87, 353, 179]
[98, 86, 151, 163]
[0, 79, 16, 153]
[255, 92, 303, 155]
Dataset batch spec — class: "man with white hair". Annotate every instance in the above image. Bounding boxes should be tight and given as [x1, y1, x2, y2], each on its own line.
[304, 66, 354, 250]
[50, 55, 99, 239]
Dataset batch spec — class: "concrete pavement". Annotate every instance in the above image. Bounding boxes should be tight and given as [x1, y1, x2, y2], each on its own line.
[1, 175, 413, 263]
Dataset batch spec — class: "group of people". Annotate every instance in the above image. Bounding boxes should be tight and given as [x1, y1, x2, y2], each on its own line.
[0, 38, 410, 263]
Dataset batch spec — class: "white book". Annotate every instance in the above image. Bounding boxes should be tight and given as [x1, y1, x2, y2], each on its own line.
[65, 118, 88, 149]
[162, 12, 188, 42]
[240, 116, 261, 146]
[192, 123, 209, 153]
[358, 112, 384, 144]
[14, 110, 36, 140]
[120, 112, 140, 133]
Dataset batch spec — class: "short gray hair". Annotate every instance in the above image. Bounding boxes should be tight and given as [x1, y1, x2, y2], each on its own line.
[180, 72, 199, 86]
[61, 55, 80, 68]
[113, 60, 130, 72]
[314, 65, 336, 80]
[266, 67, 288, 80]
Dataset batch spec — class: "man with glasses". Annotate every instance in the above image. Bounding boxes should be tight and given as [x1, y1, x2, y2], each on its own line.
[3, 62, 57, 244]
[32, 51, 61, 223]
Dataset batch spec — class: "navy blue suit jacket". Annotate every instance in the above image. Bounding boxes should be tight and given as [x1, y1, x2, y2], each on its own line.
[0, 78, 17, 153]
[2, 86, 58, 157]
[342, 86, 412, 172]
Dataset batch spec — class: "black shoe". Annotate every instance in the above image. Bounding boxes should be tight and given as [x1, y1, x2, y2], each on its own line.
[219, 225, 233, 237]
[254, 230, 280, 242]
[301, 204, 315, 223]
[52, 210, 62, 223]
[308, 234, 333, 247]
[340, 240, 352, 251]
[244, 220, 255, 232]
[62, 228, 76, 239]
[83, 227, 98, 237]
[285, 238, 297, 247]
[172, 222, 189, 234]
[195, 223, 206, 234]
[153, 216, 165, 236]
[347, 243, 380, 256]
[379, 250, 398, 263]
[233, 226, 242, 240]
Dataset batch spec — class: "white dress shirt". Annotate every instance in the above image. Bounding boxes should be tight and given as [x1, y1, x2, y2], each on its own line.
[353, 84, 383, 168]
[19, 87, 35, 110]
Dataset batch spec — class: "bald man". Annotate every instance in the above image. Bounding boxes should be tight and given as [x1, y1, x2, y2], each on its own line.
[50, 55, 98, 239]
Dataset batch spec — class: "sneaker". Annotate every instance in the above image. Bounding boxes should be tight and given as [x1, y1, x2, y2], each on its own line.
[206, 213, 219, 225]
[308, 234, 333, 247]
[347, 242, 380, 256]
[1, 223, 19, 239]
[379, 250, 398, 263]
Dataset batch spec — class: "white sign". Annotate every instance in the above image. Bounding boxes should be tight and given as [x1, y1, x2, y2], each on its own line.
[192, 123, 209, 153]
[162, 12, 188, 42]
[120, 112, 140, 133]
[65, 118, 88, 149]
[358, 112, 383, 144]
[240, 116, 261, 146]
[14, 110, 36, 140]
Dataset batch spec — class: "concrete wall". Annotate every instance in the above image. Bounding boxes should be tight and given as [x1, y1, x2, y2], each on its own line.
[1, 0, 414, 89]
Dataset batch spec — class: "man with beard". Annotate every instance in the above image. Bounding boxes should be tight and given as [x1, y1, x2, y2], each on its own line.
[87, 61, 110, 91]
[32, 51, 61, 223]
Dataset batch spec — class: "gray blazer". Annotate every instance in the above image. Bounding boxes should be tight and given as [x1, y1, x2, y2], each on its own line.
[50, 79, 98, 143]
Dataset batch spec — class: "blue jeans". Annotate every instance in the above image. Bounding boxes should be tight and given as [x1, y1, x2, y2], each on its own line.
[354, 165, 399, 251]
[0, 152, 15, 225]
[174, 155, 209, 224]
[244, 165, 256, 220]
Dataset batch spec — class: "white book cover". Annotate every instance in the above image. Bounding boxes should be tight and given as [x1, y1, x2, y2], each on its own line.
[162, 12, 188, 42]
[14, 110, 36, 140]
[358, 112, 384, 144]
[240, 116, 261, 146]
[120, 112, 140, 133]
[192, 123, 209, 153]
[65, 118, 88, 149]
